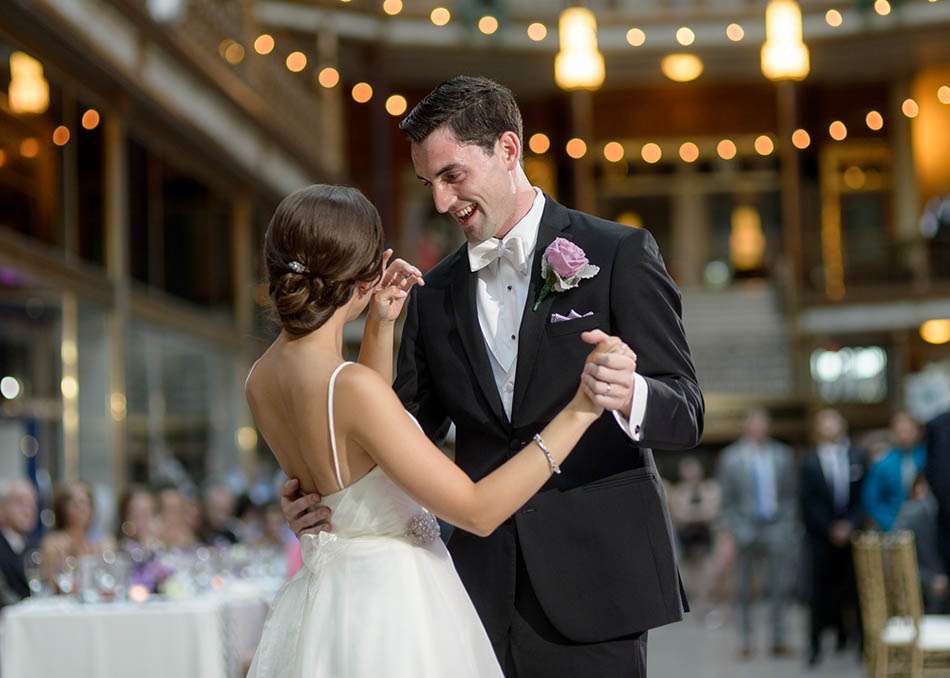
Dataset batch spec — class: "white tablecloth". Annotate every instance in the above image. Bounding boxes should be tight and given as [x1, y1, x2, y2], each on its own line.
[1, 585, 274, 678]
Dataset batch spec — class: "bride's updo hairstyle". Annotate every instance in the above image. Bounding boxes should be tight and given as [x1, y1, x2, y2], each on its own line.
[265, 184, 384, 336]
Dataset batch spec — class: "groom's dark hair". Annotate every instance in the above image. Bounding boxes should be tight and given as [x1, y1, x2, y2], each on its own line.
[399, 76, 523, 153]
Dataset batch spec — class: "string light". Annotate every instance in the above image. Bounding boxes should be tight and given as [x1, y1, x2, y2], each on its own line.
[901, 98, 919, 118]
[866, 110, 884, 130]
[20, 138, 39, 158]
[792, 128, 811, 149]
[874, 0, 891, 16]
[626, 28, 646, 47]
[430, 7, 451, 26]
[81, 109, 100, 130]
[679, 142, 699, 162]
[641, 142, 662, 164]
[676, 27, 695, 46]
[352, 82, 373, 103]
[754, 135, 774, 155]
[661, 54, 703, 82]
[478, 16, 499, 35]
[224, 42, 245, 65]
[603, 141, 625, 162]
[717, 139, 737, 160]
[829, 120, 848, 141]
[318, 67, 340, 88]
[939, 86, 950, 104]
[825, 10, 843, 27]
[726, 24, 744, 42]
[52, 125, 70, 146]
[527, 23, 547, 41]
[385, 94, 407, 116]
[382, 0, 402, 16]
[529, 133, 550, 154]
[566, 138, 587, 159]
[286, 51, 307, 72]
[254, 34, 275, 55]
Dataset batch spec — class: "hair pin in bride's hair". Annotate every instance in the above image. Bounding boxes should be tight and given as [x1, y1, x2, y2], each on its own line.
[288, 260, 309, 274]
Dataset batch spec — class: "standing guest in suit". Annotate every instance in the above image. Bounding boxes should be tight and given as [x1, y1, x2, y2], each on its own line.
[0, 478, 38, 607]
[863, 411, 926, 531]
[719, 408, 796, 659]
[800, 409, 866, 667]
[895, 474, 948, 613]
[281, 75, 704, 678]
[925, 409, 950, 582]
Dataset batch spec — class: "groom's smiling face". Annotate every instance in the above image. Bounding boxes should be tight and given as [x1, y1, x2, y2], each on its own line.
[411, 126, 522, 245]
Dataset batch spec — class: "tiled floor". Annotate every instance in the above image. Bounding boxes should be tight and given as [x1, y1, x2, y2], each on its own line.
[648, 603, 865, 678]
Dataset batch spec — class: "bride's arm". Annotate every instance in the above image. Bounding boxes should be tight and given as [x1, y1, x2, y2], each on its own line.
[338, 345, 611, 537]
[357, 311, 396, 383]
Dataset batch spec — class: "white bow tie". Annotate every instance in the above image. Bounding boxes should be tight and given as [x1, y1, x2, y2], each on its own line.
[468, 237, 529, 274]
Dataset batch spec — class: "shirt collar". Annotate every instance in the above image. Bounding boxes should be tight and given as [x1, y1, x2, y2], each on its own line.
[467, 188, 545, 272]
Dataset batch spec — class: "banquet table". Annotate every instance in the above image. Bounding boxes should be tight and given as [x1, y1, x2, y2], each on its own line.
[0, 583, 276, 678]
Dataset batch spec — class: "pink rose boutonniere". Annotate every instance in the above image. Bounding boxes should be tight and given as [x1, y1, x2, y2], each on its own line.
[532, 237, 600, 311]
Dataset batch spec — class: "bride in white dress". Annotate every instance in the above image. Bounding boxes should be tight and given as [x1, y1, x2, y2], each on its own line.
[244, 185, 622, 677]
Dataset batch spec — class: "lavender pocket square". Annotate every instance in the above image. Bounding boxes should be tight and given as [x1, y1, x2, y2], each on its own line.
[550, 309, 594, 324]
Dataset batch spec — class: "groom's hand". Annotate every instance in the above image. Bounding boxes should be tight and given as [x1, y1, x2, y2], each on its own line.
[580, 330, 637, 413]
[280, 478, 332, 538]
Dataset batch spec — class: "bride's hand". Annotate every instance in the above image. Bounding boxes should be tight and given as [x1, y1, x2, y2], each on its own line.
[370, 249, 425, 322]
[568, 330, 624, 418]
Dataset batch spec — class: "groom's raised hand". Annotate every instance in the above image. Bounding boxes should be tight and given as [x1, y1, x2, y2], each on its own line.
[280, 478, 332, 537]
[579, 329, 638, 414]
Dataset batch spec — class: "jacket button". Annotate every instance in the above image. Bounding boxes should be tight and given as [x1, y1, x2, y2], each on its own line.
[509, 439, 520, 451]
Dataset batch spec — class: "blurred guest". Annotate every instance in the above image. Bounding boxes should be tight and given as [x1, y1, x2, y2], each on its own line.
[258, 502, 293, 549]
[40, 481, 116, 590]
[862, 411, 926, 531]
[924, 410, 950, 586]
[235, 493, 265, 544]
[895, 474, 948, 613]
[200, 484, 240, 546]
[0, 478, 38, 607]
[117, 486, 159, 552]
[669, 456, 720, 562]
[800, 409, 866, 667]
[156, 485, 198, 549]
[718, 408, 796, 658]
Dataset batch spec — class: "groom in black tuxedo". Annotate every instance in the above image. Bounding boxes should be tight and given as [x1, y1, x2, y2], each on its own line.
[283, 76, 702, 677]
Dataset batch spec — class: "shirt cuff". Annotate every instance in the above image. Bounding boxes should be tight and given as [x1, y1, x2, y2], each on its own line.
[613, 372, 648, 442]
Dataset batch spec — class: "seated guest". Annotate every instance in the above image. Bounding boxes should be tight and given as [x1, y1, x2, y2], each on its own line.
[235, 494, 265, 544]
[0, 478, 39, 607]
[896, 474, 948, 613]
[925, 409, 950, 598]
[40, 481, 116, 591]
[863, 411, 926, 531]
[117, 486, 159, 554]
[200, 484, 240, 546]
[156, 485, 199, 549]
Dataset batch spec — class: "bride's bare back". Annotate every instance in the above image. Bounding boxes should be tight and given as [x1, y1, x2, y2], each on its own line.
[245, 336, 376, 497]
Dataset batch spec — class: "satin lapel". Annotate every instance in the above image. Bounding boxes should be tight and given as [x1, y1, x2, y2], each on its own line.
[450, 261, 510, 430]
[511, 198, 571, 425]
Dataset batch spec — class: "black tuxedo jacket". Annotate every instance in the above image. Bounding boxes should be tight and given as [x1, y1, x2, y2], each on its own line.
[925, 410, 950, 571]
[394, 197, 703, 643]
[0, 531, 31, 607]
[799, 445, 866, 549]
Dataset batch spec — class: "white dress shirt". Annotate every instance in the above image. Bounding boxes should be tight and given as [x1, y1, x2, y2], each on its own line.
[467, 188, 648, 440]
[818, 441, 850, 512]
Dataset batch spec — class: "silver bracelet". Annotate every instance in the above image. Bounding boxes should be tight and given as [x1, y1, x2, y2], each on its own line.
[532, 433, 561, 475]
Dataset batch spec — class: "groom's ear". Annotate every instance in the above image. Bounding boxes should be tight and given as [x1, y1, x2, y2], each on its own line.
[497, 131, 521, 169]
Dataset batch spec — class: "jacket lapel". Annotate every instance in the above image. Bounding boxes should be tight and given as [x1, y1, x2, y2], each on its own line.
[450, 257, 510, 431]
[511, 198, 571, 425]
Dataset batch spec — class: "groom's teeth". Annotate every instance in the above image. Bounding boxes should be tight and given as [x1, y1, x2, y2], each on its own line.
[455, 205, 475, 220]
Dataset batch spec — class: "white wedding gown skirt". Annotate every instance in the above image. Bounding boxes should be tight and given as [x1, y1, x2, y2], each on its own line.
[248, 467, 503, 677]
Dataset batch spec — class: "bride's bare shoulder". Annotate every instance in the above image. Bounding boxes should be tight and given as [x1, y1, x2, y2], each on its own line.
[334, 363, 401, 410]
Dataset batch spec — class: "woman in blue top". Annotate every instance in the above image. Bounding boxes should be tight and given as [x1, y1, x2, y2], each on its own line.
[862, 411, 926, 531]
